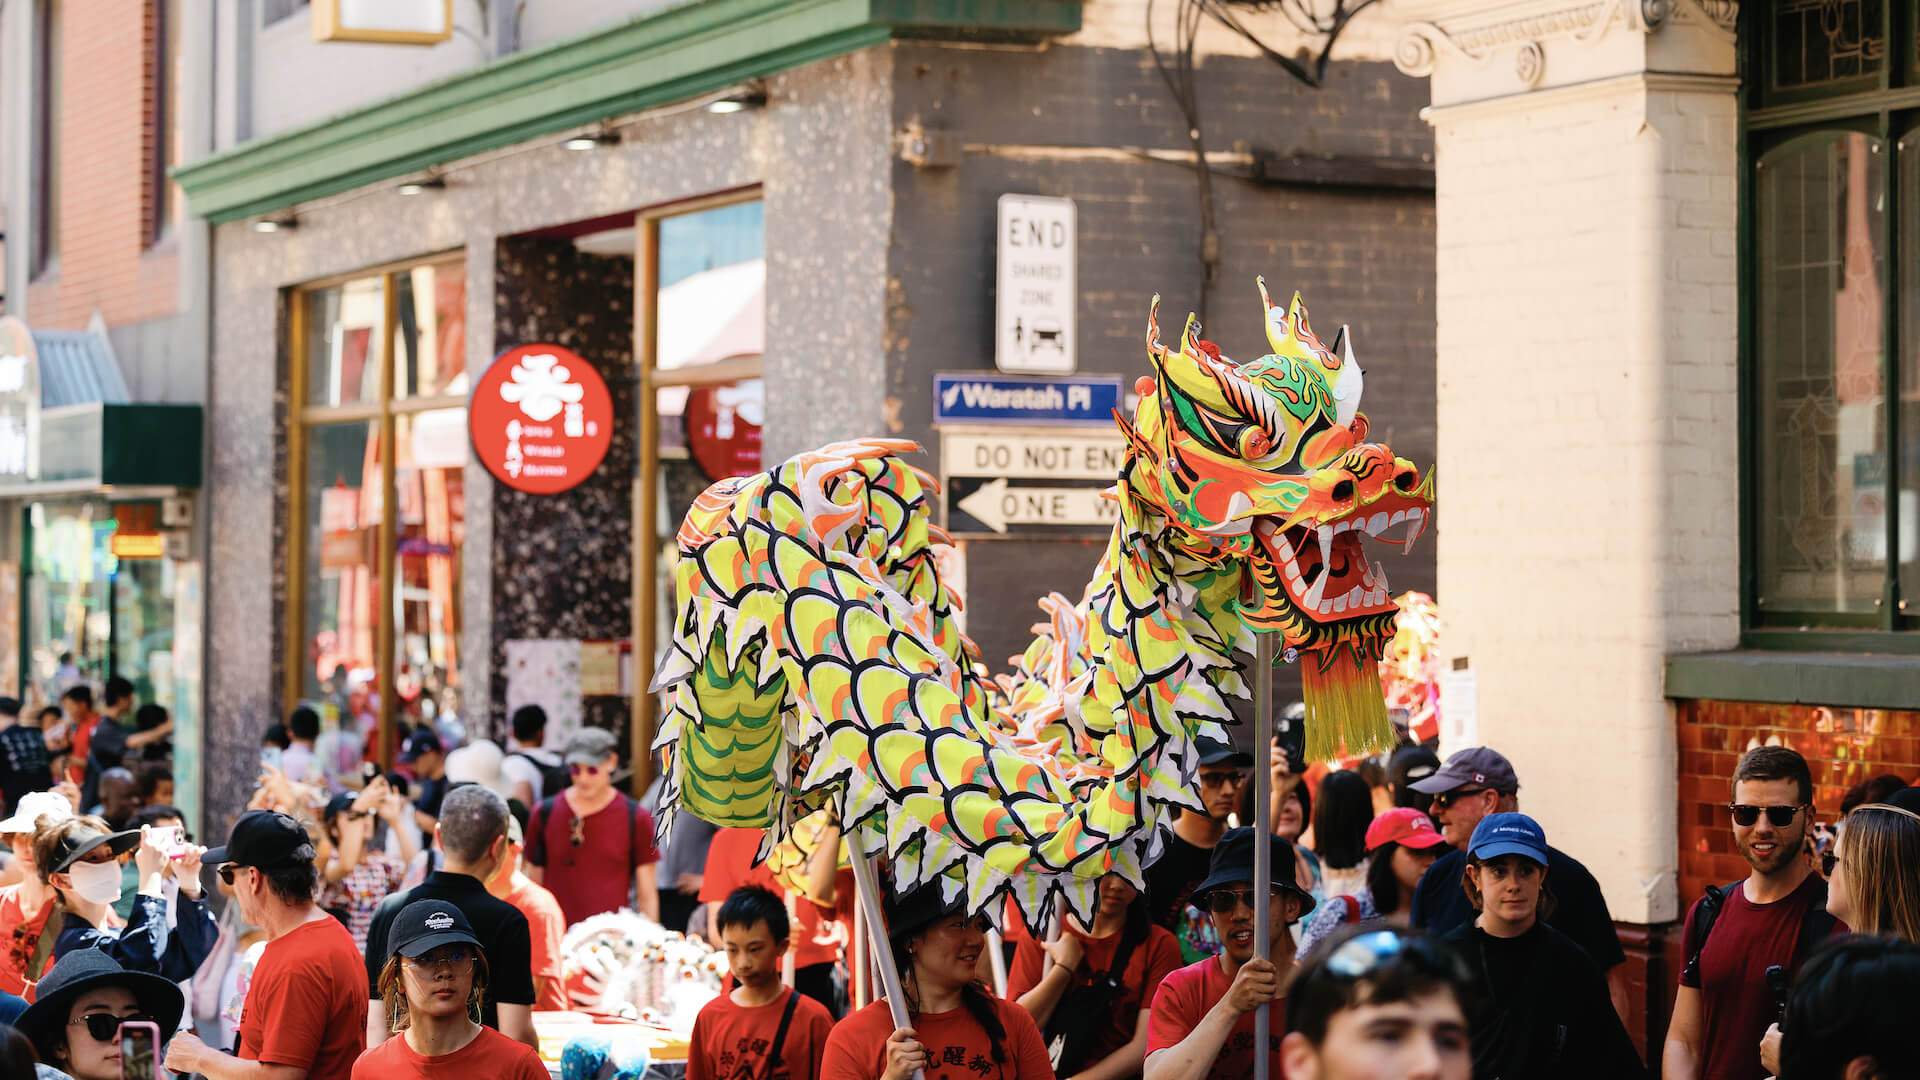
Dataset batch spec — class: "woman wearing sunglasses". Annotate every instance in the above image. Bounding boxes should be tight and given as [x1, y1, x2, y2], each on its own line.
[1823, 801, 1920, 942]
[351, 898, 547, 1079]
[1441, 813, 1643, 1079]
[13, 947, 184, 1080]
[821, 884, 1053, 1080]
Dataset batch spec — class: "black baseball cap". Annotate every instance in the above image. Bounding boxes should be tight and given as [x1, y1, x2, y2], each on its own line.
[1190, 826, 1317, 917]
[1409, 746, 1520, 796]
[204, 809, 315, 869]
[386, 899, 481, 960]
[398, 727, 444, 764]
[1389, 745, 1442, 793]
[1195, 737, 1252, 769]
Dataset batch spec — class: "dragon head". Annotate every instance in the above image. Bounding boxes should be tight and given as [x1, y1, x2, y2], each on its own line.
[1117, 280, 1435, 754]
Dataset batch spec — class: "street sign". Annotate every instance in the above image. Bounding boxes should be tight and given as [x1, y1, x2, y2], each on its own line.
[944, 430, 1125, 482]
[471, 344, 613, 495]
[996, 194, 1077, 374]
[952, 478, 1116, 533]
[933, 372, 1121, 426]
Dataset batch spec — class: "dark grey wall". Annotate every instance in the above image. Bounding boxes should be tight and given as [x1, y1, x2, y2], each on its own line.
[885, 42, 1438, 701]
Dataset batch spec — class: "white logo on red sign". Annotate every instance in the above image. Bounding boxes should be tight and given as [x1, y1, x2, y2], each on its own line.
[470, 344, 613, 496]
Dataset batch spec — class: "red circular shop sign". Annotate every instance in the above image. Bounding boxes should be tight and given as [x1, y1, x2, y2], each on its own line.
[470, 344, 613, 495]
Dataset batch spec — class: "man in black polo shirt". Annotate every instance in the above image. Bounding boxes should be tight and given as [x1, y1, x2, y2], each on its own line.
[1407, 746, 1629, 1018]
[363, 783, 539, 1049]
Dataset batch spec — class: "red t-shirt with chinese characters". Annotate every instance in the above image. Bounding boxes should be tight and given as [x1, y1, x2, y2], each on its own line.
[1008, 921, 1183, 1067]
[819, 996, 1056, 1080]
[689, 987, 836, 1080]
[1146, 956, 1281, 1080]
[527, 793, 660, 926]
[0, 882, 54, 997]
[238, 915, 368, 1080]
[699, 827, 851, 969]
[349, 1024, 547, 1080]
[503, 874, 569, 1012]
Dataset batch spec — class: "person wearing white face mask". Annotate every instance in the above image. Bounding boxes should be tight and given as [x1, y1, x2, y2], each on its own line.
[32, 814, 217, 986]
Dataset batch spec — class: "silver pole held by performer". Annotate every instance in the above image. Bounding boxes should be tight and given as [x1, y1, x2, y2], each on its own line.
[1251, 633, 1275, 1080]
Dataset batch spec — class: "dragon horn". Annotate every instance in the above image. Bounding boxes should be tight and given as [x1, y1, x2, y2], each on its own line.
[1146, 294, 1167, 357]
[907, 464, 941, 496]
[1180, 312, 1207, 360]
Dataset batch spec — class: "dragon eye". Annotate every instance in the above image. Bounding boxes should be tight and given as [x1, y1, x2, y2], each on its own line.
[1332, 480, 1355, 502]
[1240, 428, 1272, 458]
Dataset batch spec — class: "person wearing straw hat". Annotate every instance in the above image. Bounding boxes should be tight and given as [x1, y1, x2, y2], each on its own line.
[1144, 827, 1315, 1080]
[12, 947, 185, 1080]
[820, 883, 1053, 1080]
[350, 898, 547, 1079]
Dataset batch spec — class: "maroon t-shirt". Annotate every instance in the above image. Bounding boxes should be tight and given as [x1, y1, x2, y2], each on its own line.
[1679, 875, 1844, 1080]
[527, 793, 660, 926]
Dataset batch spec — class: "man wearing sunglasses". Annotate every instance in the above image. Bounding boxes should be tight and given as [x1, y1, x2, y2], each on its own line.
[1144, 738, 1251, 955]
[1406, 746, 1628, 1018]
[1663, 746, 1844, 1080]
[1144, 826, 1315, 1080]
[525, 727, 660, 926]
[162, 809, 368, 1080]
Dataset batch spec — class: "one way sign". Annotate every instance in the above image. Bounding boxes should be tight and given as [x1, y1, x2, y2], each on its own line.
[941, 425, 1124, 537]
[954, 478, 1116, 533]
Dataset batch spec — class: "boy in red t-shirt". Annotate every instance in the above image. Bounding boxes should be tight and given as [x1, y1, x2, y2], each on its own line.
[701, 826, 854, 1016]
[690, 885, 835, 1080]
[1144, 827, 1314, 1080]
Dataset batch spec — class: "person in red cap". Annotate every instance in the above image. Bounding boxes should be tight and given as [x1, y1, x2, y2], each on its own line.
[1297, 808, 1449, 955]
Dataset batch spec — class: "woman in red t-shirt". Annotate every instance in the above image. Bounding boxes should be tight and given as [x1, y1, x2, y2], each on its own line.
[351, 898, 547, 1080]
[820, 885, 1055, 1080]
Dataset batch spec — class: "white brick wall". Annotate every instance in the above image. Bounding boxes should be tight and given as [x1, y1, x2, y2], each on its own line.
[1423, 63, 1739, 923]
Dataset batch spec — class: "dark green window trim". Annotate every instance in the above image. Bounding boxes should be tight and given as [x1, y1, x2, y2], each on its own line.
[1666, 650, 1920, 710]
[172, 0, 1081, 224]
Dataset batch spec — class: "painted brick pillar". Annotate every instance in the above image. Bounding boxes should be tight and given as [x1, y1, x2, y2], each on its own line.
[1390, 0, 1740, 964]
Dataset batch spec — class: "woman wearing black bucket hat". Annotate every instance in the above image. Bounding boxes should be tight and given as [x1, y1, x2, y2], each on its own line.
[820, 884, 1054, 1080]
[12, 947, 184, 1080]
[349, 898, 546, 1079]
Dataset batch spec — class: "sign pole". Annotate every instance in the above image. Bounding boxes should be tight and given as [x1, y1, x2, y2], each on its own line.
[849, 851, 924, 1080]
[1252, 633, 1275, 1080]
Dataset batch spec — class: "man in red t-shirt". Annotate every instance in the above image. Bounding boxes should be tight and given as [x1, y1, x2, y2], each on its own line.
[487, 813, 569, 1011]
[58, 686, 97, 789]
[1663, 746, 1846, 1080]
[690, 885, 835, 1080]
[1145, 827, 1314, 1080]
[165, 810, 368, 1080]
[526, 728, 660, 924]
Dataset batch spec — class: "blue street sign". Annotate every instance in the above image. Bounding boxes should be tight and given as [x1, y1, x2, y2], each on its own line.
[933, 372, 1122, 426]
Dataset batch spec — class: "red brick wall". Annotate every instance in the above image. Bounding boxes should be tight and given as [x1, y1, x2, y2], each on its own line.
[25, 0, 178, 329]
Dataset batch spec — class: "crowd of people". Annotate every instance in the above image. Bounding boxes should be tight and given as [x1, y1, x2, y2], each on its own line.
[0, 680, 1917, 1080]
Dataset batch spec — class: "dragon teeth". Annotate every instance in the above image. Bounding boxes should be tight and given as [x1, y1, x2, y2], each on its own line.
[1302, 569, 1328, 611]
[1317, 525, 1335, 567]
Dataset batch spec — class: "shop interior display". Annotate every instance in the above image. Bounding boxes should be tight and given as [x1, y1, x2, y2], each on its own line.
[651, 280, 1435, 929]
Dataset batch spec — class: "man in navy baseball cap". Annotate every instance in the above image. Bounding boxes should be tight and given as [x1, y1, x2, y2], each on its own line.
[1407, 747, 1628, 1018]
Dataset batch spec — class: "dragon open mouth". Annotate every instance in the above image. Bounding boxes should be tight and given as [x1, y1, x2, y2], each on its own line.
[1253, 506, 1428, 619]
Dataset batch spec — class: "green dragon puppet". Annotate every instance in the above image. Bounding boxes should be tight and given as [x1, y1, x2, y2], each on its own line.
[651, 279, 1433, 926]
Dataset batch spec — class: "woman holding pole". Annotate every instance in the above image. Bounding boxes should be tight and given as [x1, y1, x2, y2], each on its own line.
[819, 883, 1055, 1080]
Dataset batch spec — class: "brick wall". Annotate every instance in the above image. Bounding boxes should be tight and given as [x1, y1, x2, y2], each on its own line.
[23, 0, 177, 329]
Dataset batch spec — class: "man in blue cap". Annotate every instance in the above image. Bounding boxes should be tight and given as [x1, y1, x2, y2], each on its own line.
[1407, 746, 1626, 1016]
[1439, 813, 1643, 1079]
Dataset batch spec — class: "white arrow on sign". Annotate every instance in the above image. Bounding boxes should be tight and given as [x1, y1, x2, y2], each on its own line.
[956, 478, 1116, 533]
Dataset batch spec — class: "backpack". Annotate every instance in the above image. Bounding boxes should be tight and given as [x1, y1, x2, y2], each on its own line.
[511, 751, 571, 801]
[1681, 877, 1838, 987]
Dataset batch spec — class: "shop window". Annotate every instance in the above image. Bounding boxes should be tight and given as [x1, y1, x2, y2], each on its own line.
[635, 195, 764, 771]
[1745, 7, 1920, 638]
[290, 257, 467, 759]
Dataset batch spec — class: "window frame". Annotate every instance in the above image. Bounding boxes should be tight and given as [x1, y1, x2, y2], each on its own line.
[285, 253, 469, 762]
[631, 187, 764, 784]
[1741, 2, 1920, 650]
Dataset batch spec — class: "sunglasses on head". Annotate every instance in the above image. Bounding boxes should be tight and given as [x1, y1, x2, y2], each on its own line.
[1430, 787, 1489, 810]
[70, 1012, 154, 1043]
[1204, 885, 1289, 914]
[1727, 803, 1803, 828]
[1319, 929, 1468, 984]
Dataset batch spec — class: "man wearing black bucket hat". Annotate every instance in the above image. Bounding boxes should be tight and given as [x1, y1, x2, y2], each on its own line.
[1144, 827, 1315, 1080]
[163, 809, 366, 1080]
[14, 948, 185, 1080]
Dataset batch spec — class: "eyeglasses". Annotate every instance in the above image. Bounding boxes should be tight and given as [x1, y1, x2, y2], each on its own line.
[1198, 772, 1246, 790]
[1204, 886, 1289, 914]
[1727, 804, 1803, 828]
[404, 947, 476, 976]
[1430, 788, 1489, 810]
[70, 1013, 154, 1043]
[569, 763, 603, 777]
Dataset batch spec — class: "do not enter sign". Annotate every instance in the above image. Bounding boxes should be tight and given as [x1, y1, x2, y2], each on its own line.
[470, 344, 613, 495]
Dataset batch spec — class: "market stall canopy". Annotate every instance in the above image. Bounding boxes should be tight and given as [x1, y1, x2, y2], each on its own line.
[0, 317, 202, 497]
